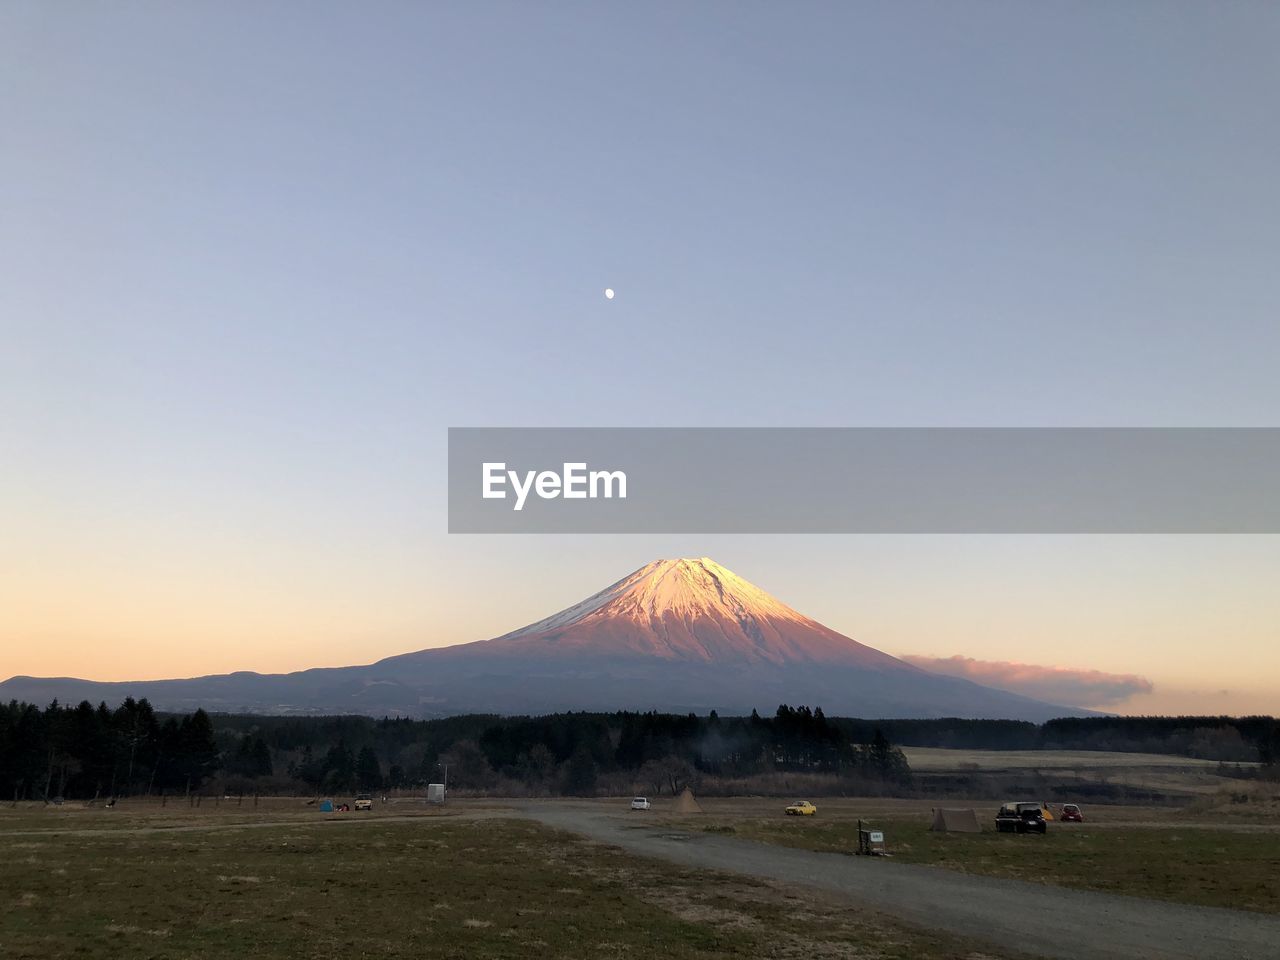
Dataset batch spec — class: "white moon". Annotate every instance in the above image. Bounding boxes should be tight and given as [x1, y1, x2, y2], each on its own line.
[604, 288, 615, 300]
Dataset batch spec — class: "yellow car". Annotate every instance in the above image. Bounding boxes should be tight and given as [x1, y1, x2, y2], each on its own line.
[784, 800, 817, 816]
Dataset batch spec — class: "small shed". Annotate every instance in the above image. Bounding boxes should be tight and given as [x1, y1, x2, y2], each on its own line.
[427, 783, 446, 804]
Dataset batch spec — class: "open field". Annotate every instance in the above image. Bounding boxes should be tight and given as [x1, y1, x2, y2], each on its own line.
[0, 796, 481, 834]
[900, 746, 1260, 801]
[901, 747, 1259, 798]
[901, 747, 1255, 772]
[5, 797, 1280, 958]
[647, 797, 1280, 913]
[0, 801, 1026, 960]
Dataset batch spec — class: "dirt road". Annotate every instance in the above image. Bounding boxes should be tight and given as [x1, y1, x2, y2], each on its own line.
[519, 803, 1280, 960]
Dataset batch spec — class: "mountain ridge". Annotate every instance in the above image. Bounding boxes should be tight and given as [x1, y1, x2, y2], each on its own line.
[0, 558, 1087, 721]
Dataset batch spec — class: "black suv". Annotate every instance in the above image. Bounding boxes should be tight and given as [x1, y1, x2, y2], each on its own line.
[995, 802, 1047, 834]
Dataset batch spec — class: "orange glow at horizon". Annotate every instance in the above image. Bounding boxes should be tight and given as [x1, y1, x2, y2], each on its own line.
[5, 537, 1278, 719]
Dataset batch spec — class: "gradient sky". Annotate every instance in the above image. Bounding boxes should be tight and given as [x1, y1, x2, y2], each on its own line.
[3, 3, 1278, 715]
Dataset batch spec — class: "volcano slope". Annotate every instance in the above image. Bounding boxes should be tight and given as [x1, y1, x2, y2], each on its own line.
[0, 558, 1081, 721]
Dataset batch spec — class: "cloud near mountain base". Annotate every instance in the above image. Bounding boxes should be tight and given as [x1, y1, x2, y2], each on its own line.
[900, 654, 1154, 708]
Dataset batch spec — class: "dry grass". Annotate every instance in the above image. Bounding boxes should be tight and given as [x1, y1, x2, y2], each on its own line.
[1189, 781, 1280, 819]
[0, 796, 503, 838]
[902, 746, 1259, 798]
[901, 747, 1255, 771]
[0, 803, 1027, 960]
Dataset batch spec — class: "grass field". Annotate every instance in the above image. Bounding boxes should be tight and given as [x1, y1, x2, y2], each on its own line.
[0, 803, 1024, 960]
[8, 785, 1277, 958]
[901, 747, 1258, 798]
[0, 796, 470, 833]
[670, 801, 1280, 914]
[901, 747, 1252, 771]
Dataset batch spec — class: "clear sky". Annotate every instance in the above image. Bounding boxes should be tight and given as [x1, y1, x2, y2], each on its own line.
[3, 3, 1278, 714]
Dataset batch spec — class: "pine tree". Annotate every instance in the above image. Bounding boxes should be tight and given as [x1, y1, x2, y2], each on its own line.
[251, 738, 273, 778]
[179, 709, 220, 791]
[562, 745, 597, 796]
[323, 740, 356, 791]
[356, 746, 382, 790]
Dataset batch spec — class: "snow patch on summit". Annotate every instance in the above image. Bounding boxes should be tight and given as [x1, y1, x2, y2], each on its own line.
[487, 557, 901, 667]
[497, 558, 813, 640]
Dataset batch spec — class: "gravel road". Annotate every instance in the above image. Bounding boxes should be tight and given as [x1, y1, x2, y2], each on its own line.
[519, 803, 1280, 960]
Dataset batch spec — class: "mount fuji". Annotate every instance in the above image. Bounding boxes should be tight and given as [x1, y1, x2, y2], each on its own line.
[0, 558, 1083, 720]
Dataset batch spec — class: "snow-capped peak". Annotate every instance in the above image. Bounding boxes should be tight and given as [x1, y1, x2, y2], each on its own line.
[489, 557, 903, 667]
[497, 558, 811, 638]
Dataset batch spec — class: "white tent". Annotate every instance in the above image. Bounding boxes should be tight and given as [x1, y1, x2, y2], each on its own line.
[930, 808, 981, 833]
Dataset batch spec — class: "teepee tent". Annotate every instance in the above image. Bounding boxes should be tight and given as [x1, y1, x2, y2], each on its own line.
[929, 808, 981, 833]
[673, 786, 704, 814]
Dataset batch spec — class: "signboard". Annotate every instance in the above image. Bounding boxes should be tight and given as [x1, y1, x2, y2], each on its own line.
[856, 821, 888, 856]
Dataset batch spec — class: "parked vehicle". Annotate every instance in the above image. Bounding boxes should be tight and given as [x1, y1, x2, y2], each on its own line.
[995, 801, 1047, 834]
[1060, 803, 1084, 822]
[785, 800, 817, 816]
[354, 794, 373, 811]
[630, 796, 651, 811]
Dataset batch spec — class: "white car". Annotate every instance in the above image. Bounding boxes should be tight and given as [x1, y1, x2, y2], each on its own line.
[353, 794, 373, 811]
[630, 796, 651, 811]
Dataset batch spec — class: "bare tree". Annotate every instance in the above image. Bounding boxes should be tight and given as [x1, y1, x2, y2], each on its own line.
[661, 755, 695, 796]
[638, 756, 694, 795]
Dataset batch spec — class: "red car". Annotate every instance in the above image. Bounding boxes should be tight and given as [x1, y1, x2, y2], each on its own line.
[1060, 803, 1084, 822]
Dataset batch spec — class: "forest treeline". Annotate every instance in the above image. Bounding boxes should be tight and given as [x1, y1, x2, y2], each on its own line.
[1, 699, 219, 801]
[0, 701, 910, 801]
[3, 700, 1277, 802]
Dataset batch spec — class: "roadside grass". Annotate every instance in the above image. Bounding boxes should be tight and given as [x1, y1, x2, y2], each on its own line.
[0, 797, 467, 834]
[1190, 782, 1280, 821]
[691, 816, 1280, 914]
[0, 813, 1024, 960]
[900, 747, 1256, 771]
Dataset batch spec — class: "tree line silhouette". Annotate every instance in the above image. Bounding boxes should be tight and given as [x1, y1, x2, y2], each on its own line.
[1, 700, 911, 800]
[1, 698, 219, 801]
[4, 700, 1276, 801]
